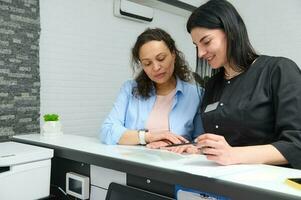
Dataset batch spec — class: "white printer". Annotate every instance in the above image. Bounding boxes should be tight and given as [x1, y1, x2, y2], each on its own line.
[0, 141, 54, 200]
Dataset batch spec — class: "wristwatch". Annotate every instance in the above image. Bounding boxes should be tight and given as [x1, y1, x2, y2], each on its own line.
[138, 129, 148, 145]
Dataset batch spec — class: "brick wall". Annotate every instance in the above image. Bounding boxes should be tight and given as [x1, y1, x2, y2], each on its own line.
[0, 0, 40, 139]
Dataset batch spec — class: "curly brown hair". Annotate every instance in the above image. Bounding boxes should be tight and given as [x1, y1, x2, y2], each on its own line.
[131, 28, 192, 99]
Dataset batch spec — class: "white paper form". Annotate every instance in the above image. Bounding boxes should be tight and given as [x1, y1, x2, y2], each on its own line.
[111, 146, 261, 178]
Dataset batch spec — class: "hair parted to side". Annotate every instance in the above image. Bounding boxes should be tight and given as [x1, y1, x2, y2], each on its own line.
[186, 0, 258, 71]
[131, 28, 192, 99]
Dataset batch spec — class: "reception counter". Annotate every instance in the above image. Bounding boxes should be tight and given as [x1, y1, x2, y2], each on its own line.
[13, 134, 301, 200]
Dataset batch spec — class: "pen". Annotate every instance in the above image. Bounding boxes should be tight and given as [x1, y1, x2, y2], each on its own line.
[165, 141, 197, 147]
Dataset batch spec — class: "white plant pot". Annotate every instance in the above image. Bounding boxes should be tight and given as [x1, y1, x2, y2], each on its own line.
[42, 121, 63, 136]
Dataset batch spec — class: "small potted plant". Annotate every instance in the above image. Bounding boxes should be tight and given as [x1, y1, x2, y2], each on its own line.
[42, 114, 63, 136]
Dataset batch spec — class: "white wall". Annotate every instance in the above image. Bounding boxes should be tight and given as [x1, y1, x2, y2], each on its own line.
[39, 0, 195, 137]
[231, 0, 301, 66]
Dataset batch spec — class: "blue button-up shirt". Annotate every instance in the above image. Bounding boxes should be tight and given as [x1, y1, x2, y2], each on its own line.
[100, 77, 204, 144]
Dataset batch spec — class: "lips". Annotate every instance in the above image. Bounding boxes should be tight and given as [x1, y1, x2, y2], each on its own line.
[154, 72, 165, 79]
[204, 55, 214, 61]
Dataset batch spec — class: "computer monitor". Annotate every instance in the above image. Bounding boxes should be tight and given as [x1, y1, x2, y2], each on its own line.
[105, 182, 174, 200]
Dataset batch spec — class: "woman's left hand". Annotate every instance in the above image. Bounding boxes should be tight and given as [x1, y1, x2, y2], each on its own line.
[146, 140, 171, 149]
[160, 144, 197, 154]
[194, 133, 237, 165]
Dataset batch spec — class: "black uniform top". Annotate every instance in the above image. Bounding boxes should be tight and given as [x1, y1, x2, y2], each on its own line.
[201, 55, 301, 169]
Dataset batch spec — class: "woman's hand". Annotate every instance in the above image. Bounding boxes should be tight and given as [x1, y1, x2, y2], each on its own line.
[194, 133, 237, 165]
[145, 131, 188, 145]
[160, 144, 199, 154]
[146, 140, 171, 149]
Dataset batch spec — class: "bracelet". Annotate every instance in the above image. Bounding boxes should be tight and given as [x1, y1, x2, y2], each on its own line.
[138, 129, 148, 145]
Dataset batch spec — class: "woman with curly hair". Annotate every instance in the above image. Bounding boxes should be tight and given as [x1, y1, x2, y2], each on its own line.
[101, 28, 203, 148]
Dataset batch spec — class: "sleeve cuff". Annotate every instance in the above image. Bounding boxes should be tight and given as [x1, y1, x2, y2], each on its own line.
[101, 125, 127, 145]
[272, 141, 301, 169]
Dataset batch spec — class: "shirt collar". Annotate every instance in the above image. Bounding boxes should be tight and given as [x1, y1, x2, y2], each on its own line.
[175, 76, 184, 95]
[150, 76, 184, 96]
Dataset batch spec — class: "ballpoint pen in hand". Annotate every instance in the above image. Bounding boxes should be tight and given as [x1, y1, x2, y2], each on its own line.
[165, 141, 197, 148]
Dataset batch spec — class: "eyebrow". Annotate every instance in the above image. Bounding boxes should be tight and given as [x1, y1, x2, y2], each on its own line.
[193, 35, 210, 45]
[200, 35, 209, 43]
[140, 53, 166, 61]
[140, 58, 150, 63]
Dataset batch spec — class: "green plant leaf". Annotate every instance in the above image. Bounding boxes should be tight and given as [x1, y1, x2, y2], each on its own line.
[43, 114, 59, 121]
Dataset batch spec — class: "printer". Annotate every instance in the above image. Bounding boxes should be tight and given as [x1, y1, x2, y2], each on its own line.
[0, 141, 53, 200]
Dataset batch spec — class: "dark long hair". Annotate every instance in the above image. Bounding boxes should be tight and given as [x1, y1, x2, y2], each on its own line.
[131, 28, 192, 98]
[186, 0, 258, 71]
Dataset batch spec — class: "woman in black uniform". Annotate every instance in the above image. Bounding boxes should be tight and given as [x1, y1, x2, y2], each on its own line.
[184, 0, 301, 169]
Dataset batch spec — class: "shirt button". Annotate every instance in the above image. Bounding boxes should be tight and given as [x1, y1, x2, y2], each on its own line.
[220, 103, 224, 106]
[227, 81, 231, 84]
[215, 125, 219, 129]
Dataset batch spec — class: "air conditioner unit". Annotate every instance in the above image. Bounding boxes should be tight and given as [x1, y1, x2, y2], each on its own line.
[114, 0, 154, 22]
[127, 0, 201, 17]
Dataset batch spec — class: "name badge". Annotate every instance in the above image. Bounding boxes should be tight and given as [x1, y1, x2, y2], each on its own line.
[204, 102, 219, 113]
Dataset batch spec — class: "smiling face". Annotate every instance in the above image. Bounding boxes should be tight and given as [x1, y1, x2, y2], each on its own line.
[191, 27, 228, 69]
[139, 40, 176, 86]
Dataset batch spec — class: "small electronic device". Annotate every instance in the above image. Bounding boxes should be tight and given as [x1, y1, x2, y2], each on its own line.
[66, 172, 90, 199]
[285, 178, 301, 190]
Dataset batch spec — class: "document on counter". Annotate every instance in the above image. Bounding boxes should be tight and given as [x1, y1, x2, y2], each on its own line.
[113, 145, 187, 162]
[111, 145, 260, 178]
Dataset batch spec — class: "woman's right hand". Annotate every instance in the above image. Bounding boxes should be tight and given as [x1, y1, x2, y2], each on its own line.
[145, 131, 188, 145]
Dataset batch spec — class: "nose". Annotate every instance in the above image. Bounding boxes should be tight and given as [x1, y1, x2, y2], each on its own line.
[197, 47, 207, 58]
[152, 61, 161, 71]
